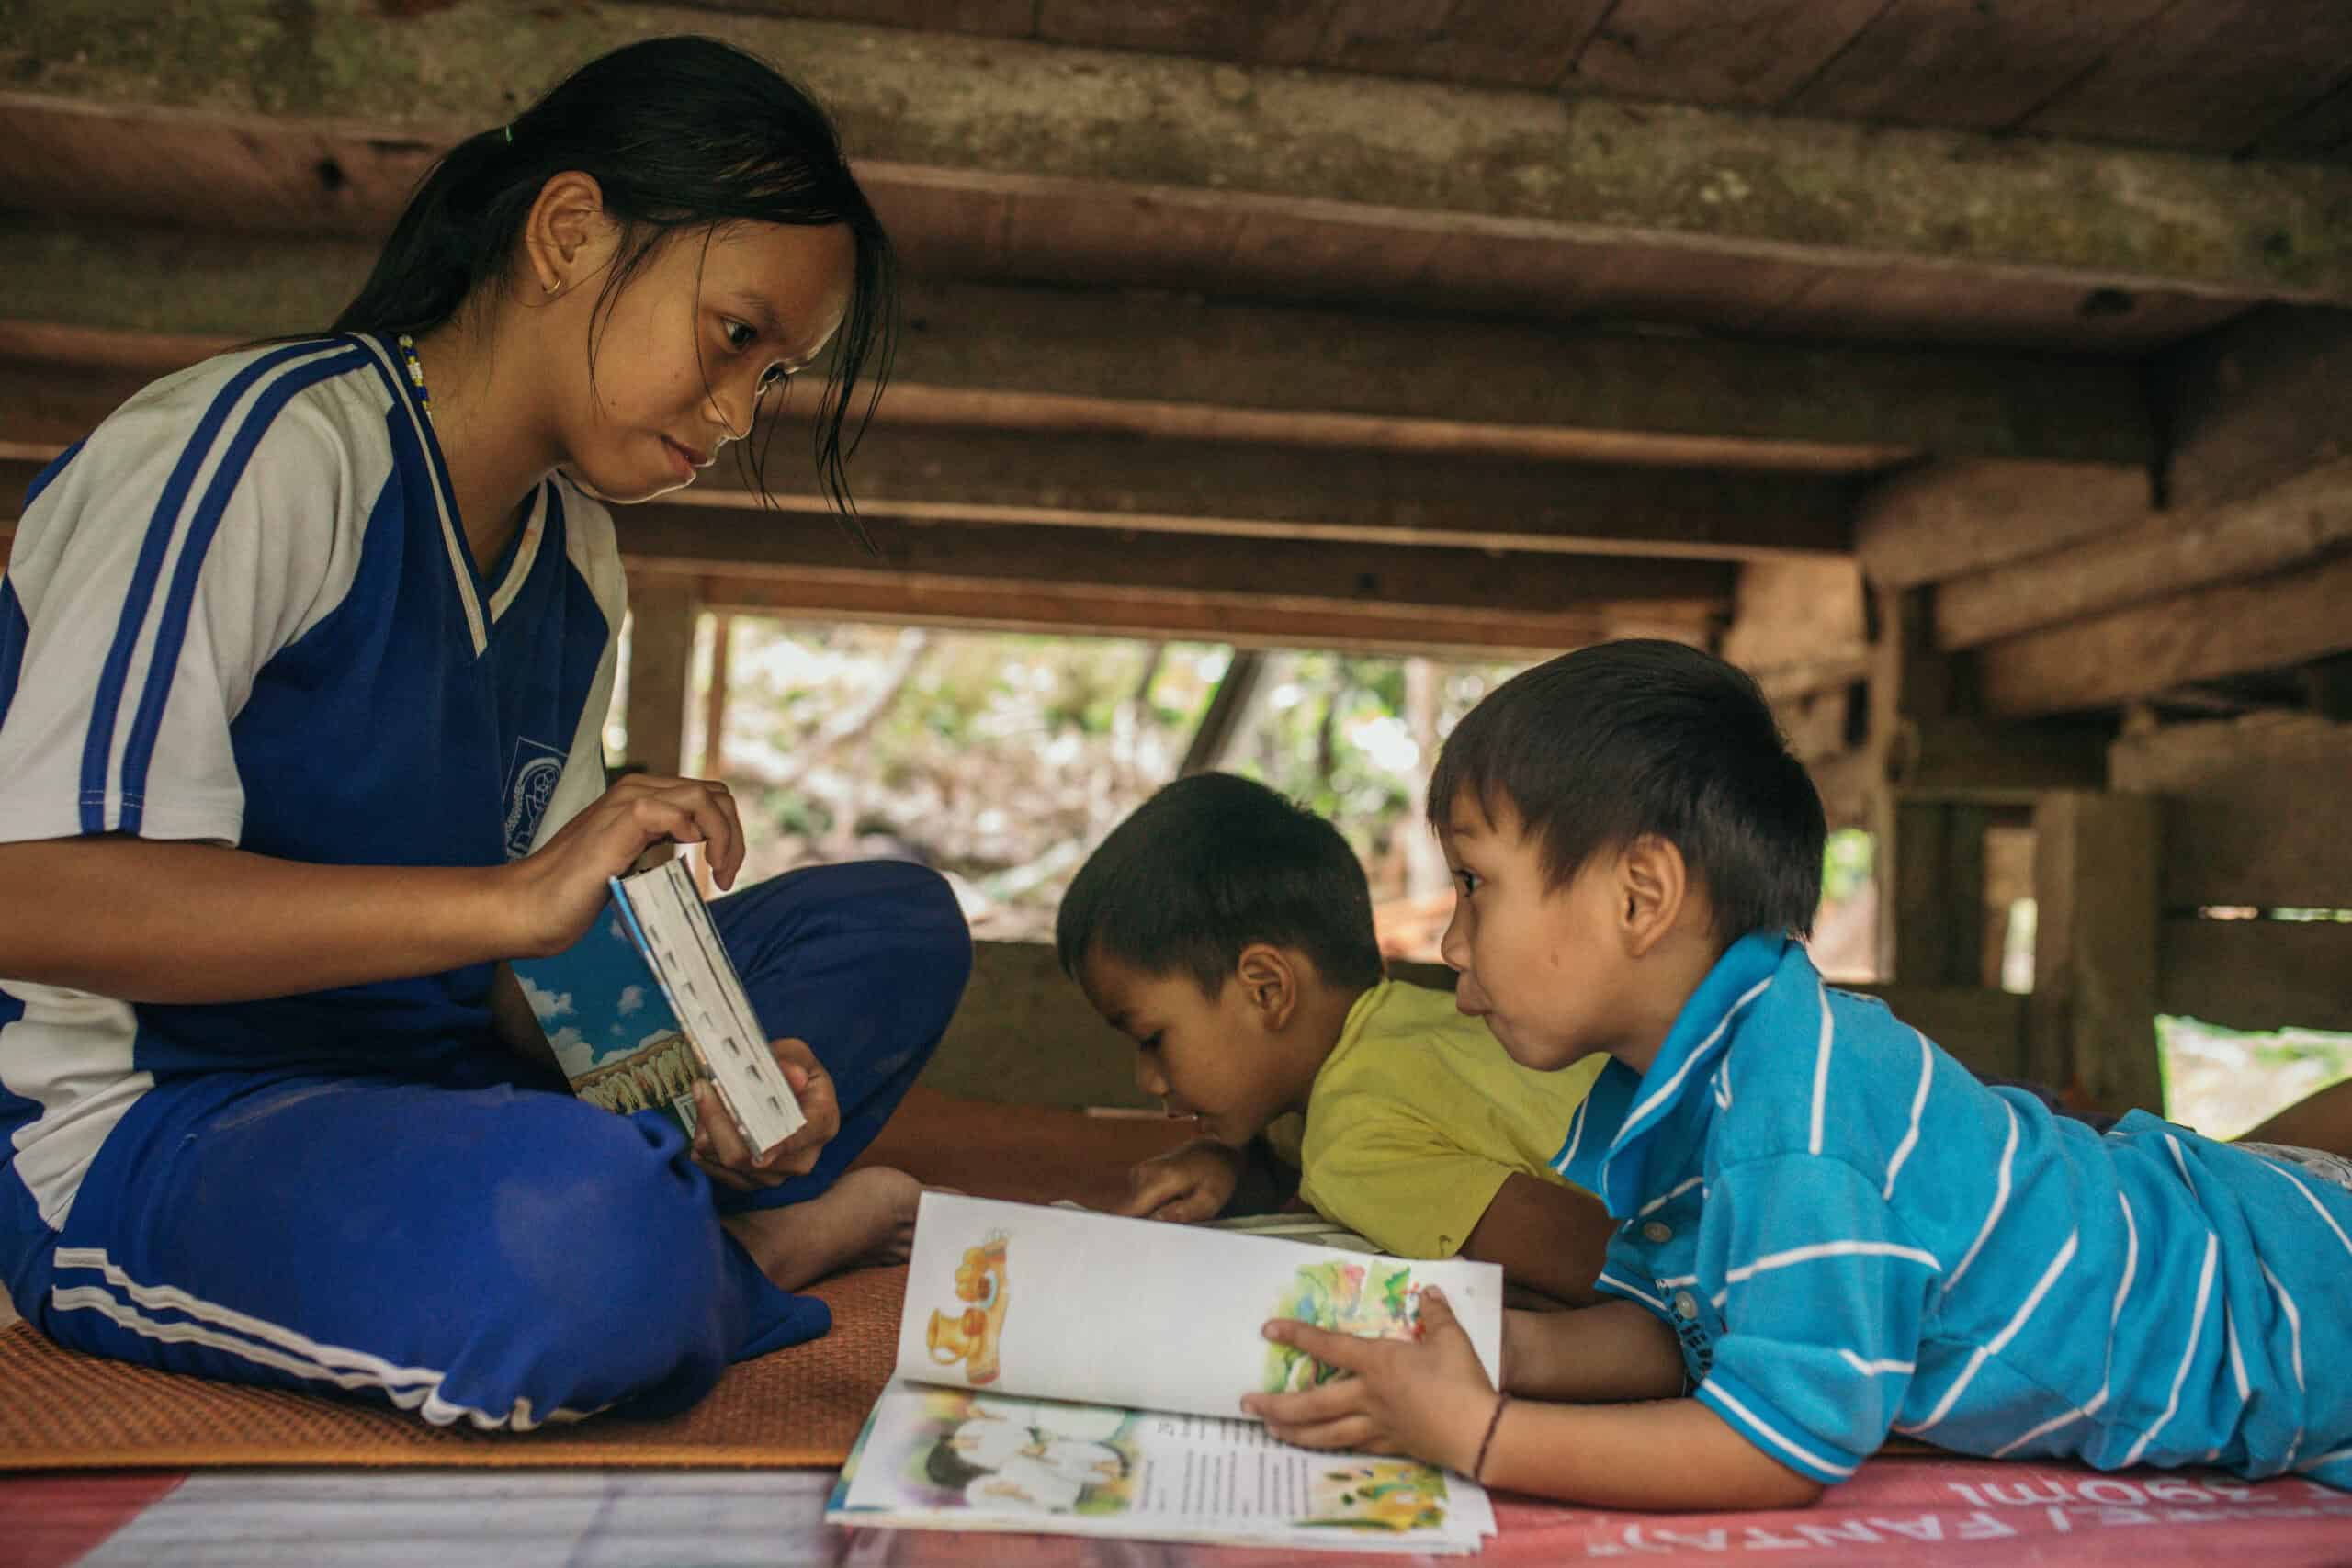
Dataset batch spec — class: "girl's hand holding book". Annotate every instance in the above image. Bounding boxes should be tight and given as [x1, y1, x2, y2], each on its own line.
[691, 1036, 839, 1190]
[1242, 1286, 1498, 1475]
[501, 773, 747, 958]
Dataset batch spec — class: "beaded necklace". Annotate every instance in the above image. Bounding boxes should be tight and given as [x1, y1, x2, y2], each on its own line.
[395, 333, 433, 419]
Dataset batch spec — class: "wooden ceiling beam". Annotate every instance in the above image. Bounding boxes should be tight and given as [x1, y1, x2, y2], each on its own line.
[660, 428, 1858, 561]
[683, 571, 1675, 659]
[2160, 305, 2352, 513]
[1976, 551, 2352, 716]
[0, 509, 1677, 658]
[615, 506, 1735, 617]
[1855, 459, 2157, 590]
[0, 406, 1854, 564]
[4, 5, 2346, 302]
[1, 450, 1736, 618]
[1935, 459, 2352, 650]
[0, 218, 2152, 466]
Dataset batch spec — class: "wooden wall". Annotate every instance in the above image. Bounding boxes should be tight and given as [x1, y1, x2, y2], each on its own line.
[926, 942, 2031, 1111]
[2112, 714, 2352, 1035]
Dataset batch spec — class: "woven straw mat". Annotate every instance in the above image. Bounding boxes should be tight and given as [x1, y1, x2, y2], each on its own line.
[0, 1263, 906, 1470]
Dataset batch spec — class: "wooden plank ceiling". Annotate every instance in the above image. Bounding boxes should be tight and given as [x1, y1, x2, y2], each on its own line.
[3, 0, 2350, 699]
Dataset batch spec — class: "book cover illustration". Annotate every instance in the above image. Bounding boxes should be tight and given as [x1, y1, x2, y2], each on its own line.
[513, 859, 807, 1156]
[514, 905, 707, 1140]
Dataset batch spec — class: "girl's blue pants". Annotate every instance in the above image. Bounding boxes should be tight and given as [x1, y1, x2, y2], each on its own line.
[4, 861, 969, 1427]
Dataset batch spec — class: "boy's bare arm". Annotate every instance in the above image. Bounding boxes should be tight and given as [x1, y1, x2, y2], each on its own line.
[1504, 1297, 1689, 1403]
[1481, 1396, 1826, 1511]
[1462, 1172, 1617, 1306]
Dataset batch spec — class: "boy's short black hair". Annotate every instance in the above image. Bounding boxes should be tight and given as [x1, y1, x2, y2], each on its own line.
[1427, 640, 1826, 942]
[1056, 773, 1385, 997]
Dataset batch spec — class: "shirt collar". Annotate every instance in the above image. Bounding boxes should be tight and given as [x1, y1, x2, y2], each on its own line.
[1570, 931, 1793, 1216]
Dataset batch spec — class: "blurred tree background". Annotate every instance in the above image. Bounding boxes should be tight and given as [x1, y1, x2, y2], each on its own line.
[607, 615, 1527, 953]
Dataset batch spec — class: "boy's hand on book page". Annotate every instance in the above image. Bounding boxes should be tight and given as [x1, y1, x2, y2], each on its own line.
[1121, 1138, 1245, 1221]
[691, 1037, 840, 1190]
[502, 773, 747, 957]
[1243, 1286, 1497, 1474]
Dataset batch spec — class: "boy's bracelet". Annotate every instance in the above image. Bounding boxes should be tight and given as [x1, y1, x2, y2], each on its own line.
[1472, 1392, 1510, 1483]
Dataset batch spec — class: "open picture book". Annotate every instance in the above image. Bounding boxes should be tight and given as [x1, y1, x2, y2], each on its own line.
[509, 856, 805, 1156]
[826, 1192, 1506, 1554]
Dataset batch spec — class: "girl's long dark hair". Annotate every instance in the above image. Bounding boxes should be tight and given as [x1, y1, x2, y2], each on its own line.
[333, 35, 897, 533]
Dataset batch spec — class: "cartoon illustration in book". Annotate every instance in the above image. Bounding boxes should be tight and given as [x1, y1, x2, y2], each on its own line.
[910, 1392, 1139, 1517]
[1263, 1258, 1424, 1393]
[1303, 1460, 1451, 1532]
[926, 1232, 1011, 1385]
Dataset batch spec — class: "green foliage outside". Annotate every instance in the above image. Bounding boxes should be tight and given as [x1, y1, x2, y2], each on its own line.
[609, 618, 1525, 942]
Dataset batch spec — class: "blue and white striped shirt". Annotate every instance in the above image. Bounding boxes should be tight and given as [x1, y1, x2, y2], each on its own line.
[1557, 933, 2352, 1490]
[0, 338, 624, 1238]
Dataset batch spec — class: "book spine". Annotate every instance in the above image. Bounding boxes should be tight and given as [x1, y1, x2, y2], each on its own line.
[606, 874, 729, 1140]
[627, 863, 807, 1156]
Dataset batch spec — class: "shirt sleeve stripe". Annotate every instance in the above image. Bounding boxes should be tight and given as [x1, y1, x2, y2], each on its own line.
[1594, 1271, 1668, 1314]
[1909, 1229, 2078, 1434]
[77, 342, 332, 834]
[1722, 1239, 1943, 1287]
[116, 348, 370, 832]
[0, 579, 27, 734]
[1942, 1100, 2017, 1295]
[2120, 1231, 2218, 1468]
[1638, 1174, 1704, 1216]
[2258, 1156, 2352, 1261]
[2256, 1258, 2307, 1472]
[1623, 975, 1772, 1130]
[1883, 1027, 1933, 1200]
[1551, 1093, 1591, 1176]
[1697, 1371, 1862, 1483]
[1806, 981, 1834, 1156]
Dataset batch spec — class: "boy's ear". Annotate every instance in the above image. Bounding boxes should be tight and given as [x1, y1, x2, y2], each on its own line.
[524, 171, 612, 296]
[1617, 834, 1690, 958]
[1232, 942, 1299, 1030]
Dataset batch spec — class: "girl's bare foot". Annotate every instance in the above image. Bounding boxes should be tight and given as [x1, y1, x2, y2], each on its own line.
[722, 1165, 922, 1292]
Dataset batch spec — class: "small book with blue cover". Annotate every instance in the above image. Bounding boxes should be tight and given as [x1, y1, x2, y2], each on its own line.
[511, 856, 806, 1156]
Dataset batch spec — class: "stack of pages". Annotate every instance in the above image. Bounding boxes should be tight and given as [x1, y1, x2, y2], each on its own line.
[827, 1193, 1503, 1554]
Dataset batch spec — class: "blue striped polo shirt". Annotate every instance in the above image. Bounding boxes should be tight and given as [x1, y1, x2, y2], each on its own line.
[1556, 933, 2352, 1490]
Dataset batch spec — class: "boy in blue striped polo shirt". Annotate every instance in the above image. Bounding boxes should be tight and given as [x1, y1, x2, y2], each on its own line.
[1247, 640, 2352, 1511]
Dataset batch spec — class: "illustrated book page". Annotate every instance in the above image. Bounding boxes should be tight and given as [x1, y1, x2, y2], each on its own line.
[829, 1382, 1496, 1554]
[894, 1192, 1504, 1420]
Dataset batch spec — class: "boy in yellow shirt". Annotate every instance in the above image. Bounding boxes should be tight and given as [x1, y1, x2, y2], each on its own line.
[1055, 772, 1617, 1303]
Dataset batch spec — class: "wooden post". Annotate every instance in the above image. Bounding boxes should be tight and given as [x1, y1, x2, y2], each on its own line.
[698, 611, 733, 780]
[1177, 649, 1268, 777]
[1866, 584, 1948, 979]
[694, 611, 734, 898]
[623, 571, 696, 780]
[1889, 800, 1992, 988]
[2029, 791, 2164, 1117]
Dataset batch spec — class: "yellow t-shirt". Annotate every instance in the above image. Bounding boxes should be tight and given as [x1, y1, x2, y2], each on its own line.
[1293, 979, 1606, 1258]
